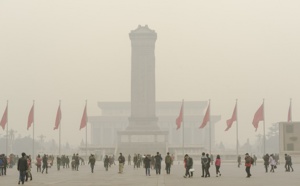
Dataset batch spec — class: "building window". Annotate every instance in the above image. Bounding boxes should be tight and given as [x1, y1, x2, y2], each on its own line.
[286, 125, 294, 133]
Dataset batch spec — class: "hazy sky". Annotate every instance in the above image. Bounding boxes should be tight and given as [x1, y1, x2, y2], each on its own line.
[1, 0, 300, 149]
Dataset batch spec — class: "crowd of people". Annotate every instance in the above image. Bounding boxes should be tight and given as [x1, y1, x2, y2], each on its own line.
[0, 151, 296, 184]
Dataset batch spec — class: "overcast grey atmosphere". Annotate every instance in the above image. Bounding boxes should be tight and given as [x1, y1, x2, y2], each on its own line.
[1, 0, 300, 151]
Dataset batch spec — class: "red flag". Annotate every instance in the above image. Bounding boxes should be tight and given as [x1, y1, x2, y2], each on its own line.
[0, 105, 8, 130]
[176, 102, 183, 130]
[199, 102, 210, 129]
[79, 104, 87, 130]
[225, 103, 237, 131]
[288, 102, 292, 122]
[54, 105, 62, 130]
[27, 104, 34, 130]
[252, 103, 264, 131]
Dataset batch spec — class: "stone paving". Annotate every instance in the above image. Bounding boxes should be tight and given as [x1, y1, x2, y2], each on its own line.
[1, 162, 299, 186]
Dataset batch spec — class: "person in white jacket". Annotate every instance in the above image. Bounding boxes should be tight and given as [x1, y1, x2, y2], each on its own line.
[269, 154, 276, 173]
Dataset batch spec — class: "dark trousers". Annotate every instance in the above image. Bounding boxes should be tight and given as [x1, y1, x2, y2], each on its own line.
[216, 165, 220, 174]
[37, 165, 41, 172]
[90, 164, 94, 173]
[155, 164, 161, 174]
[19, 171, 26, 183]
[166, 163, 171, 174]
[185, 166, 191, 177]
[201, 165, 205, 176]
[205, 165, 210, 177]
[145, 167, 150, 175]
[42, 165, 48, 173]
[264, 164, 268, 172]
[245, 166, 251, 177]
[270, 165, 275, 172]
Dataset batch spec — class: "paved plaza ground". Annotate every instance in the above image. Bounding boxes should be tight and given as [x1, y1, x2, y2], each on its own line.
[1, 161, 299, 186]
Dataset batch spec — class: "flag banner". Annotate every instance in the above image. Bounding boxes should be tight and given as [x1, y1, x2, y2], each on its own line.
[0, 105, 8, 130]
[176, 102, 183, 130]
[54, 105, 62, 130]
[288, 102, 292, 122]
[252, 103, 264, 131]
[79, 105, 87, 130]
[225, 103, 237, 131]
[27, 104, 34, 130]
[199, 103, 210, 129]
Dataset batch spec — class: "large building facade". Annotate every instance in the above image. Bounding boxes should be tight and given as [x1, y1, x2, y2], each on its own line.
[89, 101, 221, 156]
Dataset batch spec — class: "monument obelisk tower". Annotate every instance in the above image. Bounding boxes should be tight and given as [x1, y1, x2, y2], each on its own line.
[128, 25, 159, 130]
[117, 25, 168, 154]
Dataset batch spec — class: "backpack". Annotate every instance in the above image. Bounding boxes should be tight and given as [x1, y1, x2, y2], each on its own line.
[165, 156, 171, 164]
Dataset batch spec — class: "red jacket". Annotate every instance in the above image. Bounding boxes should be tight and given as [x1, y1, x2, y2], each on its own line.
[215, 158, 221, 166]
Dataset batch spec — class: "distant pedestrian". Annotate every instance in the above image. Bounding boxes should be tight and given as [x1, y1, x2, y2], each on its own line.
[245, 153, 252, 178]
[215, 155, 221, 177]
[128, 154, 131, 165]
[205, 153, 211, 177]
[201, 152, 208, 177]
[144, 154, 151, 176]
[183, 154, 193, 178]
[36, 155, 42, 172]
[269, 154, 276, 173]
[17, 152, 28, 185]
[88, 154, 96, 173]
[237, 155, 241, 168]
[41, 154, 48, 174]
[104, 155, 109, 171]
[165, 152, 172, 174]
[263, 154, 270, 172]
[154, 152, 162, 175]
[118, 153, 125, 173]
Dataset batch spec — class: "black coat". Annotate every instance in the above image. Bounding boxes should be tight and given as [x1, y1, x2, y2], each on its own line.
[17, 157, 28, 172]
[144, 156, 151, 168]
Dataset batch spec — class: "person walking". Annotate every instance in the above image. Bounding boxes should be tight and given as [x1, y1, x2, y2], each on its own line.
[144, 154, 151, 176]
[183, 154, 193, 178]
[263, 154, 270, 173]
[245, 153, 252, 178]
[237, 155, 241, 168]
[118, 153, 125, 173]
[165, 152, 172, 174]
[88, 154, 96, 173]
[269, 154, 276, 173]
[154, 152, 162, 175]
[56, 156, 61, 171]
[128, 154, 131, 165]
[201, 152, 208, 177]
[36, 155, 42, 172]
[205, 153, 211, 177]
[104, 155, 109, 171]
[25, 155, 32, 182]
[215, 155, 221, 177]
[17, 152, 28, 185]
[41, 154, 48, 174]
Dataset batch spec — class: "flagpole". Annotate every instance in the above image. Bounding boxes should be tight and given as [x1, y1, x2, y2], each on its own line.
[59, 100, 61, 156]
[263, 99, 265, 155]
[236, 99, 239, 157]
[85, 100, 88, 159]
[290, 98, 292, 122]
[33, 100, 35, 159]
[209, 99, 211, 155]
[6, 100, 8, 155]
[182, 99, 184, 156]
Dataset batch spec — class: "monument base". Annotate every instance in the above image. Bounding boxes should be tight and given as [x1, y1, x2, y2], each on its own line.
[116, 130, 169, 156]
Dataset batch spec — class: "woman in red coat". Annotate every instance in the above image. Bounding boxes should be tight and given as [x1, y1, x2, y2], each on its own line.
[215, 155, 221, 177]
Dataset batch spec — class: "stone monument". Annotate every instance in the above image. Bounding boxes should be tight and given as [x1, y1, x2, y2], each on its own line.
[117, 25, 168, 155]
